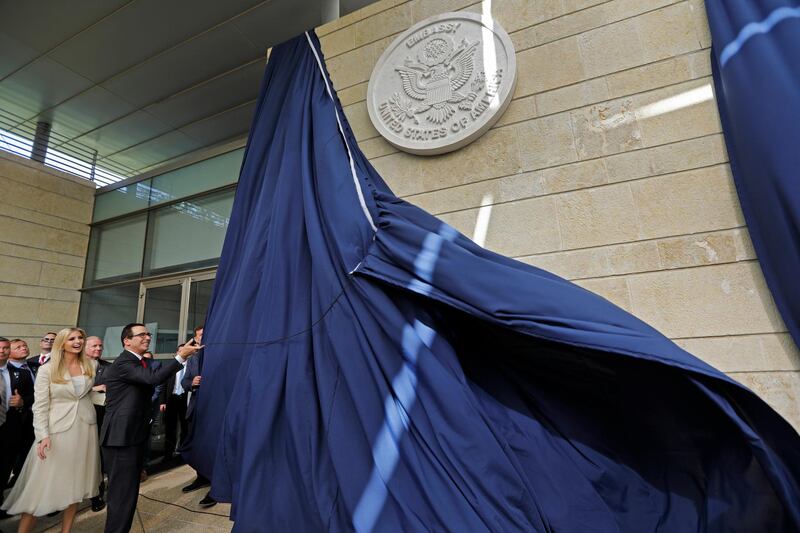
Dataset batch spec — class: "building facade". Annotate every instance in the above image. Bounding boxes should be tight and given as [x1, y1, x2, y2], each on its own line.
[2, 0, 796, 430]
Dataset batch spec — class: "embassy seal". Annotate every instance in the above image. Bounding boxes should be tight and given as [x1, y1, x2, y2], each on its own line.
[366, 12, 517, 156]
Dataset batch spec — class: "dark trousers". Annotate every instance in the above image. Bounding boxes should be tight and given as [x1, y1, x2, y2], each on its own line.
[11, 421, 34, 477]
[102, 444, 146, 533]
[164, 393, 188, 457]
[0, 424, 12, 507]
[1, 416, 33, 492]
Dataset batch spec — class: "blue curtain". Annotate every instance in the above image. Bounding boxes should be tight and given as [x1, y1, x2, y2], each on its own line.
[707, 0, 800, 347]
[183, 31, 800, 531]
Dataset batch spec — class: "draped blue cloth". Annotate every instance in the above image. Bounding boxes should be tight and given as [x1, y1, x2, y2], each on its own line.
[707, 0, 800, 347]
[184, 31, 800, 531]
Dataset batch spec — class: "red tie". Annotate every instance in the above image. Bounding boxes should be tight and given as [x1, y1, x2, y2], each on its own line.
[39, 355, 46, 364]
[141, 359, 147, 369]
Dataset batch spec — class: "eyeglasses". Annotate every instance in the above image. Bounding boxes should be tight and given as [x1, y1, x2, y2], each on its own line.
[42, 337, 55, 342]
[129, 332, 152, 338]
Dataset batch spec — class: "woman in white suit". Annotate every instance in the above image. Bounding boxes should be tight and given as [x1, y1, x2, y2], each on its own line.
[1, 327, 102, 532]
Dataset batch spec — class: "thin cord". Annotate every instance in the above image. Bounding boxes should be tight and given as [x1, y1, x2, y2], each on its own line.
[40, 493, 228, 532]
[137, 492, 229, 517]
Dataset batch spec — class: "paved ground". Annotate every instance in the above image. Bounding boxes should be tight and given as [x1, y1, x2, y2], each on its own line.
[2, 465, 232, 532]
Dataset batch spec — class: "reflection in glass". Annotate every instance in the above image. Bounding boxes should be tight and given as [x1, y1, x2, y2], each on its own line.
[142, 284, 182, 355]
[187, 279, 215, 341]
[143, 189, 234, 275]
[149, 148, 243, 206]
[93, 180, 152, 222]
[78, 284, 140, 357]
[84, 213, 147, 285]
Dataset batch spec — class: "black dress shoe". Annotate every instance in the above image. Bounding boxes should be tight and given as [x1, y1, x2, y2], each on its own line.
[46, 511, 59, 517]
[198, 493, 217, 508]
[0, 509, 11, 520]
[181, 477, 210, 493]
[91, 496, 106, 512]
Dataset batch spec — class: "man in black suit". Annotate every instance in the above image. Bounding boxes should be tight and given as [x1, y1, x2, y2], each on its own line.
[27, 331, 55, 368]
[85, 336, 109, 512]
[160, 347, 189, 462]
[0, 336, 14, 521]
[6, 339, 36, 480]
[178, 325, 216, 508]
[98, 323, 202, 533]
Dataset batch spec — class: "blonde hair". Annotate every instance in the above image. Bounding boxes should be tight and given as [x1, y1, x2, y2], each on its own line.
[50, 327, 94, 384]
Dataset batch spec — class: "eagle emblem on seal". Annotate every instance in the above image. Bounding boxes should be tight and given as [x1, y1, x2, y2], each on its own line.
[393, 36, 479, 124]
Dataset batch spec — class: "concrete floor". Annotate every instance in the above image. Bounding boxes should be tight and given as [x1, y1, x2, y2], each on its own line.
[2, 465, 232, 533]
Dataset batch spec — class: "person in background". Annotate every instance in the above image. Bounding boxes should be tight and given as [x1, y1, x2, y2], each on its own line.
[27, 332, 56, 369]
[160, 342, 189, 462]
[6, 339, 36, 482]
[180, 325, 216, 508]
[140, 351, 164, 482]
[1, 328, 102, 533]
[85, 336, 108, 512]
[0, 337, 13, 521]
[98, 323, 202, 533]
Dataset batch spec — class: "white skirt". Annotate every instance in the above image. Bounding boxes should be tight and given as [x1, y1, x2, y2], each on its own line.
[2, 419, 101, 517]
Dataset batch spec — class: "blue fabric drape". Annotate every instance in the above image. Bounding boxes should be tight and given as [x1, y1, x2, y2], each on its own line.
[707, 0, 800, 347]
[184, 31, 800, 532]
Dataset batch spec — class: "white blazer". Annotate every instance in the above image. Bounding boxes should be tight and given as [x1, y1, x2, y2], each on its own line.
[32, 361, 97, 442]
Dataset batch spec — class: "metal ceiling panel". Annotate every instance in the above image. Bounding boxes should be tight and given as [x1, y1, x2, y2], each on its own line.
[232, 0, 322, 51]
[105, 129, 201, 171]
[0, 33, 39, 80]
[0, 57, 93, 119]
[72, 110, 172, 157]
[0, 0, 383, 180]
[41, 86, 137, 142]
[178, 100, 257, 146]
[144, 58, 264, 128]
[48, 0, 267, 82]
[101, 24, 261, 107]
[0, 0, 131, 55]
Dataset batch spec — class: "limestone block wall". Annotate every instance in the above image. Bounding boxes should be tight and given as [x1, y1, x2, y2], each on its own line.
[317, 0, 800, 429]
[0, 151, 94, 348]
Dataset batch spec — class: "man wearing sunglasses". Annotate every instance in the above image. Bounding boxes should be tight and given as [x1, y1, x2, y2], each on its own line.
[27, 332, 56, 370]
[97, 323, 203, 533]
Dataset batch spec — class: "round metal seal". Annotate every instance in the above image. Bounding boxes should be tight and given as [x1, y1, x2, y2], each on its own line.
[366, 12, 517, 156]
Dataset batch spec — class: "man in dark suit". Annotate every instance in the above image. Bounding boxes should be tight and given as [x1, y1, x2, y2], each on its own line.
[6, 339, 36, 480]
[26, 331, 55, 368]
[85, 336, 109, 512]
[97, 323, 202, 533]
[160, 348, 188, 462]
[0, 336, 14, 521]
[179, 325, 216, 508]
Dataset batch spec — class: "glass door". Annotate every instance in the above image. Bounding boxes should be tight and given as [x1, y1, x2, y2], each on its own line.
[185, 273, 215, 343]
[139, 280, 183, 355]
[137, 270, 216, 355]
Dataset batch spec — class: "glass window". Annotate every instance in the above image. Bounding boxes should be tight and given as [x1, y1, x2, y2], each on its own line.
[84, 213, 147, 285]
[143, 189, 234, 276]
[78, 283, 140, 357]
[142, 284, 182, 355]
[186, 279, 215, 342]
[93, 180, 152, 222]
[149, 148, 243, 207]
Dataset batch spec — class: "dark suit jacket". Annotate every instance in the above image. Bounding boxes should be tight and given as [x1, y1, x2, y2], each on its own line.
[93, 359, 111, 429]
[25, 356, 41, 374]
[181, 354, 201, 419]
[98, 351, 182, 447]
[7, 362, 35, 426]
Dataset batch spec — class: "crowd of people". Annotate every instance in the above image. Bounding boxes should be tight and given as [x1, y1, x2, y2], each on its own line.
[0, 324, 208, 533]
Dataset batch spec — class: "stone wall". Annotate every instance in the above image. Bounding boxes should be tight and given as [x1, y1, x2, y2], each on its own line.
[0, 151, 94, 349]
[317, 0, 800, 429]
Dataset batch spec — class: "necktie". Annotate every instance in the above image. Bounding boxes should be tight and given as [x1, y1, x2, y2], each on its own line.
[141, 358, 148, 369]
[39, 354, 46, 365]
[0, 368, 6, 427]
